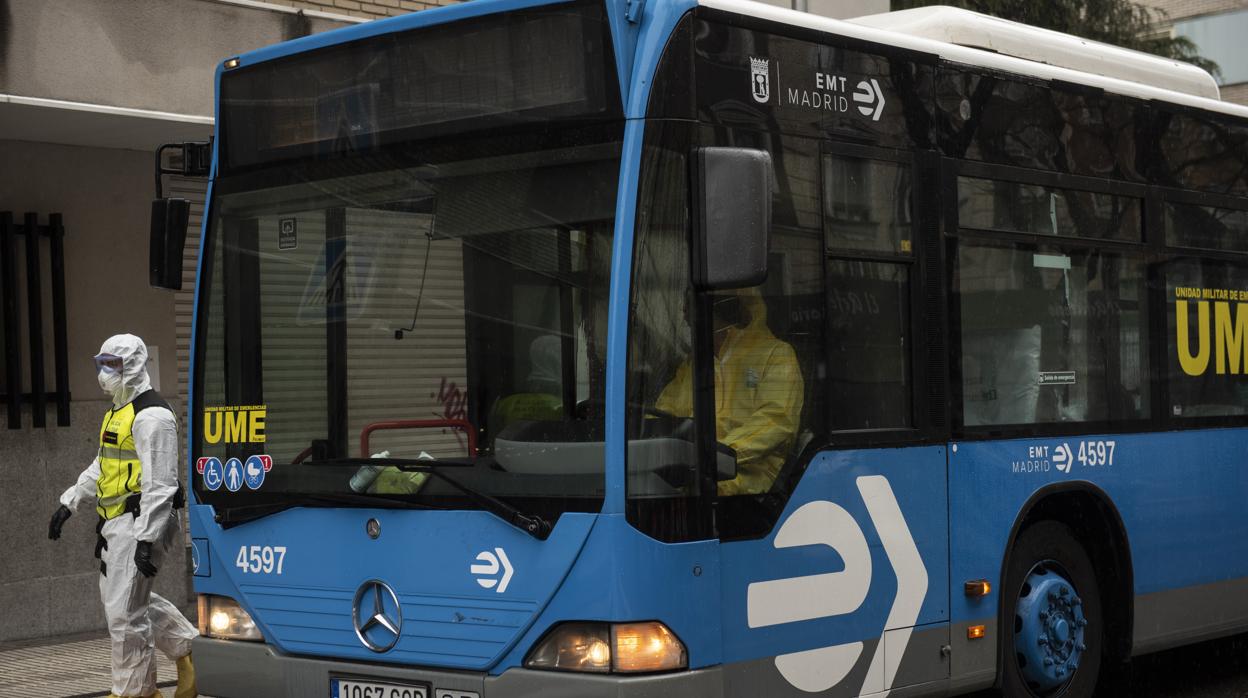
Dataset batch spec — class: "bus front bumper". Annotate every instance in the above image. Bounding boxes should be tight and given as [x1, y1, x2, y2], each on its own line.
[193, 637, 724, 698]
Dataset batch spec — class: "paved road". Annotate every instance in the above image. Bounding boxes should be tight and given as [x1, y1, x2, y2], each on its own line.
[6, 629, 1246, 697]
[1128, 633, 1248, 698]
[967, 632, 1248, 697]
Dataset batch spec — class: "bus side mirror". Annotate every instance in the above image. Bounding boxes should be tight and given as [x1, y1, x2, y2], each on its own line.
[693, 147, 772, 290]
[149, 140, 210, 291]
[150, 198, 190, 290]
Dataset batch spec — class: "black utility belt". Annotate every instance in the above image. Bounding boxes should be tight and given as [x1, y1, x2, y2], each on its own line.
[93, 485, 185, 576]
[95, 494, 141, 576]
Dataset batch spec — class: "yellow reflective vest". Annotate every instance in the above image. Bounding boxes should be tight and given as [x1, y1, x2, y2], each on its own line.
[96, 391, 169, 519]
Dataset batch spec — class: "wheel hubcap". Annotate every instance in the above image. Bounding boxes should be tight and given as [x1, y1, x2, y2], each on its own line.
[1014, 563, 1087, 693]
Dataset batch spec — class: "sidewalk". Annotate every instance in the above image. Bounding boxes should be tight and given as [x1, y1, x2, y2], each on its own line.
[0, 632, 179, 698]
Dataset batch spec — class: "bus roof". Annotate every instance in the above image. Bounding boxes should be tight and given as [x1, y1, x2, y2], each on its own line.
[701, 0, 1248, 120]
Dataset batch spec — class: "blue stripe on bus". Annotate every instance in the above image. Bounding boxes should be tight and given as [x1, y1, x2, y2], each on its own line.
[624, 0, 697, 117]
[185, 65, 224, 506]
[602, 117, 646, 515]
[948, 428, 1248, 624]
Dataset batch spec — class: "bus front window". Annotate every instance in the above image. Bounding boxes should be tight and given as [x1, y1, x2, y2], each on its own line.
[194, 129, 621, 525]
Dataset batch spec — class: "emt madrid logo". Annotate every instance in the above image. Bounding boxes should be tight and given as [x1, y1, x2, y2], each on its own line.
[747, 475, 926, 694]
[750, 57, 770, 104]
[471, 548, 514, 593]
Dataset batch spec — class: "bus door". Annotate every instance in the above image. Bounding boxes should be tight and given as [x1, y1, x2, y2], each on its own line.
[715, 144, 951, 697]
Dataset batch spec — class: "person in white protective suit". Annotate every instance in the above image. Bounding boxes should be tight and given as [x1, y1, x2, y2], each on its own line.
[47, 334, 198, 698]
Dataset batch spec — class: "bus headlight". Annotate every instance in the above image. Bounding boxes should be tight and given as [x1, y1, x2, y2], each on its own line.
[524, 621, 687, 674]
[198, 594, 263, 641]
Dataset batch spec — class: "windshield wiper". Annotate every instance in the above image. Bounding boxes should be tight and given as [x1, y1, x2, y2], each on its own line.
[310, 457, 552, 540]
[215, 490, 434, 529]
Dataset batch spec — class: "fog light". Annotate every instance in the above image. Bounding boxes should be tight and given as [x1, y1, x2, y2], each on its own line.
[198, 594, 263, 641]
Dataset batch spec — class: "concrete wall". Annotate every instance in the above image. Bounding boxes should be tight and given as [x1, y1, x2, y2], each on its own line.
[0, 402, 190, 642]
[262, 0, 450, 18]
[0, 0, 352, 117]
[1, 141, 180, 400]
[0, 139, 192, 642]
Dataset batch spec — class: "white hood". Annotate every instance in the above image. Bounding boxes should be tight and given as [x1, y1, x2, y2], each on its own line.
[98, 333, 153, 408]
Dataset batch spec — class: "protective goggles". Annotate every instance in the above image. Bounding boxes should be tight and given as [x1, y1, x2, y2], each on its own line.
[94, 353, 124, 374]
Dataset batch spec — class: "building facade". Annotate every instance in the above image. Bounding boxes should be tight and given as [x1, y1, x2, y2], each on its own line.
[0, 0, 445, 645]
[1142, 0, 1248, 104]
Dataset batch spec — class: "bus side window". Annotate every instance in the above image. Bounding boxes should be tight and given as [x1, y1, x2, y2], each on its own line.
[954, 240, 1150, 427]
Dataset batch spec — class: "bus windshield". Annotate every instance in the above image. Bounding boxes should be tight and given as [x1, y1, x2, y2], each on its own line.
[193, 127, 621, 524]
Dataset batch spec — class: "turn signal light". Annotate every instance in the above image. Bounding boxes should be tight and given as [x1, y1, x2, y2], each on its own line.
[967, 624, 986, 640]
[224, 57, 242, 70]
[525, 621, 688, 674]
[964, 579, 992, 597]
[612, 622, 687, 673]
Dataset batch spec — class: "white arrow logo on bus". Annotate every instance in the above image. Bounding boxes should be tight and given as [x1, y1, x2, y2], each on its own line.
[1053, 443, 1073, 473]
[854, 78, 886, 121]
[746, 475, 926, 695]
[471, 548, 514, 593]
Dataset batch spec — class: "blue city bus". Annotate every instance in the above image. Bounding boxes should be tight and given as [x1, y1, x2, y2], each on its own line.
[155, 0, 1248, 695]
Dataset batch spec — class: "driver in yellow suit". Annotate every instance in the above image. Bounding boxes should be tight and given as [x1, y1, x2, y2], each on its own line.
[656, 288, 804, 496]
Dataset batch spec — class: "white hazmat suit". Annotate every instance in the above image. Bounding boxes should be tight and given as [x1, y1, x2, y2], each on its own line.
[55, 334, 198, 698]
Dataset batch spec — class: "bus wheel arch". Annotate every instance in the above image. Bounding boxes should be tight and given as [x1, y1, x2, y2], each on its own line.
[996, 483, 1134, 693]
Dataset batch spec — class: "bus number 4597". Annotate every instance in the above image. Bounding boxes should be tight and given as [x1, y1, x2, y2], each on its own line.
[1076, 440, 1116, 467]
[235, 545, 287, 574]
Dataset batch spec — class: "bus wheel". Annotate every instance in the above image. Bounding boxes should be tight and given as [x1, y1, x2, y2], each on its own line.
[1001, 521, 1103, 698]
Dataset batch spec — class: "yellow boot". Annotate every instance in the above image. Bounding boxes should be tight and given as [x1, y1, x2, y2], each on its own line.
[175, 653, 198, 698]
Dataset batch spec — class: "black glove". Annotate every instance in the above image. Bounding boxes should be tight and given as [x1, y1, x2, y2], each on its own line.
[134, 541, 158, 578]
[48, 505, 72, 540]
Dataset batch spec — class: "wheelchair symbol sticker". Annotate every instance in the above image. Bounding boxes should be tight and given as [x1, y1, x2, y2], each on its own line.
[201, 457, 223, 492]
[224, 458, 244, 492]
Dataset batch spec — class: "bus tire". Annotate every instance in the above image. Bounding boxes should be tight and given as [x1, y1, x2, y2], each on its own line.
[1000, 520, 1104, 698]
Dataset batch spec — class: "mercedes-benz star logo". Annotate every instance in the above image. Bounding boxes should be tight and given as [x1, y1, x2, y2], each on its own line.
[352, 580, 402, 652]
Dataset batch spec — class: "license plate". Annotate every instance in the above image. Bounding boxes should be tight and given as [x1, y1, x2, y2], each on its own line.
[331, 678, 429, 698]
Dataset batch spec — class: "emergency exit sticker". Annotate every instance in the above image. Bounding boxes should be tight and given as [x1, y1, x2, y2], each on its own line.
[278, 218, 298, 250]
[1038, 371, 1076, 386]
[204, 405, 267, 444]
